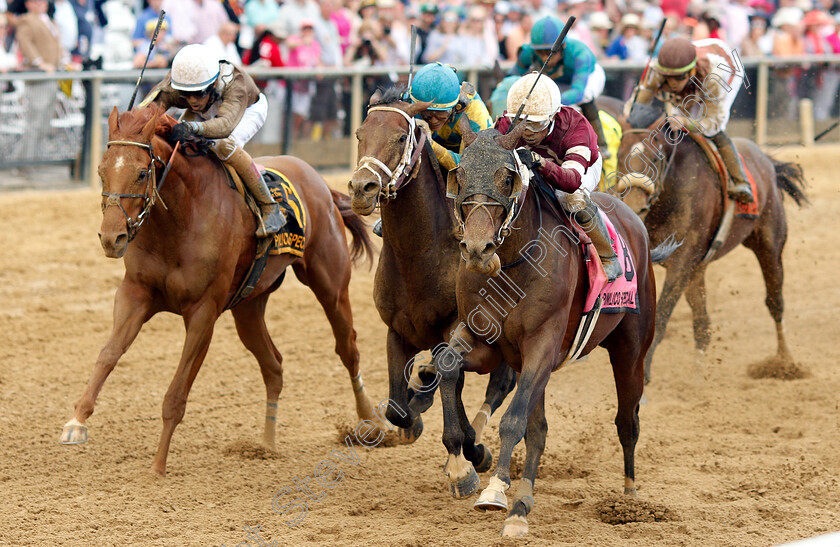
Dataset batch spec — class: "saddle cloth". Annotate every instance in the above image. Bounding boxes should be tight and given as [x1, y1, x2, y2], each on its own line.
[688, 134, 760, 219]
[572, 209, 639, 315]
[222, 164, 307, 257]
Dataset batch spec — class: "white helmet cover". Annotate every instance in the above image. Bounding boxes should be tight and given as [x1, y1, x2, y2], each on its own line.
[171, 44, 221, 92]
[505, 72, 563, 122]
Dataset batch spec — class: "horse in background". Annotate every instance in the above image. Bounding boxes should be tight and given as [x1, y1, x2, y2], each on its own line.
[60, 104, 377, 476]
[615, 104, 808, 382]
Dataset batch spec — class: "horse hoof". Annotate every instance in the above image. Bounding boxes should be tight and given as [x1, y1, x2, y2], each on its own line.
[501, 515, 529, 537]
[624, 487, 638, 498]
[59, 419, 88, 445]
[473, 444, 493, 473]
[474, 487, 508, 511]
[397, 416, 423, 444]
[449, 466, 480, 499]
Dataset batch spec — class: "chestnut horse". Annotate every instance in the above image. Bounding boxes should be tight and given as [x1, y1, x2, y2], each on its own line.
[348, 87, 517, 474]
[442, 120, 678, 536]
[615, 105, 808, 383]
[59, 105, 376, 476]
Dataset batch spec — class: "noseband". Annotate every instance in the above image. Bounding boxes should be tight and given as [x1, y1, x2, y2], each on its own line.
[102, 139, 166, 242]
[353, 106, 427, 202]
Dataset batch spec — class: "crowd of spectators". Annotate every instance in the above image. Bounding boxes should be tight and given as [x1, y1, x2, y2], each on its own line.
[1, 0, 840, 139]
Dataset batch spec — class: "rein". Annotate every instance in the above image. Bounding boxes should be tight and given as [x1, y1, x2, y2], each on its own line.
[354, 106, 426, 201]
[621, 128, 678, 214]
[102, 138, 177, 242]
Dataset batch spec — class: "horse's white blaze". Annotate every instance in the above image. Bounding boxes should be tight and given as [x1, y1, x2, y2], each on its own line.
[113, 156, 126, 172]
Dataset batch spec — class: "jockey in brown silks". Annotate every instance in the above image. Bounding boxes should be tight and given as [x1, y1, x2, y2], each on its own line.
[140, 43, 284, 237]
[624, 37, 754, 204]
[496, 72, 624, 283]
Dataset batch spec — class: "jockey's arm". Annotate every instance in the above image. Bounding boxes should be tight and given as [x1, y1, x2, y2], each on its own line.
[535, 120, 594, 193]
[624, 70, 664, 116]
[562, 42, 597, 106]
[190, 85, 249, 139]
[434, 95, 493, 171]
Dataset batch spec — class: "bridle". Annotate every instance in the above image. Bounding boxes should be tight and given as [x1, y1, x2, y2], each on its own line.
[620, 127, 679, 215]
[101, 139, 167, 242]
[353, 106, 427, 202]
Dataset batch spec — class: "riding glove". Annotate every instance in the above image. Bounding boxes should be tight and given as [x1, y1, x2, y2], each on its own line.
[516, 148, 543, 170]
[171, 122, 196, 143]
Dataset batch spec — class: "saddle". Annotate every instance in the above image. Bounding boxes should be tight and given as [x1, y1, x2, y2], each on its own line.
[221, 164, 308, 310]
[688, 133, 759, 219]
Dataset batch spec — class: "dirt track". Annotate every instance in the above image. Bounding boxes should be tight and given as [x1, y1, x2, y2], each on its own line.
[0, 145, 838, 547]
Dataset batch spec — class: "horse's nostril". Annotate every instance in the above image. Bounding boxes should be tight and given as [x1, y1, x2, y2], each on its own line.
[363, 182, 378, 195]
[114, 233, 127, 249]
[460, 241, 468, 253]
[483, 242, 497, 256]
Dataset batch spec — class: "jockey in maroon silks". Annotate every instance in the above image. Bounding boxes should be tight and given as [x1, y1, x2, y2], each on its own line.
[496, 72, 623, 282]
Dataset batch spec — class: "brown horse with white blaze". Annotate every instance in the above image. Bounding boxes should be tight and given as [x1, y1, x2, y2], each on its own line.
[59, 105, 377, 476]
[442, 119, 678, 536]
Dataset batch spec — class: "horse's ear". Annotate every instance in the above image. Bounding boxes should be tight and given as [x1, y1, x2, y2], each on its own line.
[459, 114, 477, 148]
[141, 109, 160, 143]
[495, 121, 526, 150]
[108, 107, 119, 137]
[406, 100, 432, 118]
[369, 89, 382, 105]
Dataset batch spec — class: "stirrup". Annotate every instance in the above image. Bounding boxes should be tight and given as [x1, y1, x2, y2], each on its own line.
[728, 182, 754, 204]
[256, 202, 285, 238]
[600, 253, 623, 283]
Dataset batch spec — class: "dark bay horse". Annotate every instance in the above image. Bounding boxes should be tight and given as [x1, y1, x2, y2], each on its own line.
[59, 105, 376, 476]
[443, 120, 677, 536]
[347, 88, 516, 475]
[615, 106, 808, 383]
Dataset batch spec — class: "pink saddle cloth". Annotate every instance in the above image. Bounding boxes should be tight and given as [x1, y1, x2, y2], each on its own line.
[572, 210, 639, 314]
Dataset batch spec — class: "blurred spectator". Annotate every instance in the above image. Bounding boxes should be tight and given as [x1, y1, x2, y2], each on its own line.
[504, 7, 532, 61]
[16, 0, 70, 156]
[343, 19, 390, 99]
[460, 7, 495, 65]
[770, 7, 805, 119]
[275, 0, 319, 38]
[375, 0, 409, 66]
[693, 8, 727, 42]
[310, 0, 342, 140]
[587, 11, 613, 59]
[0, 14, 19, 73]
[421, 10, 460, 64]
[330, 0, 353, 56]
[53, 0, 79, 56]
[244, 0, 279, 35]
[132, 0, 171, 49]
[801, 10, 834, 119]
[70, 0, 107, 60]
[163, 0, 230, 45]
[741, 16, 771, 57]
[133, 18, 176, 68]
[416, 3, 437, 63]
[606, 13, 644, 60]
[204, 20, 242, 65]
[243, 20, 285, 67]
[287, 19, 321, 139]
[564, 0, 597, 53]
[725, 0, 752, 51]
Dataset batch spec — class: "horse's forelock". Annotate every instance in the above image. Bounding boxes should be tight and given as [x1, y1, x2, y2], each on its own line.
[116, 104, 177, 140]
[369, 85, 407, 106]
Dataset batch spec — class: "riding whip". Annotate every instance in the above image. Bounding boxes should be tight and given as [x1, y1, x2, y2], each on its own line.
[405, 25, 418, 98]
[814, 120, 840, 142]
[509, 16, 576, 130]
[127, 10, 166, 110]
[627, 17, 668, 112]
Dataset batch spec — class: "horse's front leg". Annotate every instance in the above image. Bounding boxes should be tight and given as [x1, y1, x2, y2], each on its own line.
[475, 336, 553, 515]
[384, 328, 425, 443]
[60, 281, 155, 445]
[471, 363, 517, 445]
[151, 299, 219, 476]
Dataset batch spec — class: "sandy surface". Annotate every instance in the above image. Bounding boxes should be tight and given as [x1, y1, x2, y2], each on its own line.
[0, 145, 838, 547]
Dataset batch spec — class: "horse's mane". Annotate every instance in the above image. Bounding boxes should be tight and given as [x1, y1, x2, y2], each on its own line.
[369, 85, 407, 106]
[116, 103, 178, 140]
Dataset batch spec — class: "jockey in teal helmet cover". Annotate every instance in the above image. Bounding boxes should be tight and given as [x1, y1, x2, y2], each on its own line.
[512, 16, 611, 158]
[408, 62, 493, 171]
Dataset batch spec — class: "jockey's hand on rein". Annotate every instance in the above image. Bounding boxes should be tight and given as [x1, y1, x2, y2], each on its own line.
[516, 148, 543, 170]
[170, 122, 197, 144]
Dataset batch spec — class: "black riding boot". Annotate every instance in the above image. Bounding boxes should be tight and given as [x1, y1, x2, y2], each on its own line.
[580, 100, 611, 160]
[575, 200, 623, 283]
[711, 131, 754, 204]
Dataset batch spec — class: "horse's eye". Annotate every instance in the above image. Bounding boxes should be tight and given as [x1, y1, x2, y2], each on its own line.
[398, 134, 407, 143]
[138, 171, 147, 181]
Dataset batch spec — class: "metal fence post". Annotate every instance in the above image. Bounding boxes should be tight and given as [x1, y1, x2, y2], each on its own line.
[349, 73, 363, 171]
[755, 60, 768, 147]
[88, 75, 102, 189]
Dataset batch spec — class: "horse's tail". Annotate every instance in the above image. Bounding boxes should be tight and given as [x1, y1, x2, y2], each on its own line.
[650, 233, 683, 264]
[771, 158, 809, 207]
[330, 188, 376, 266]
